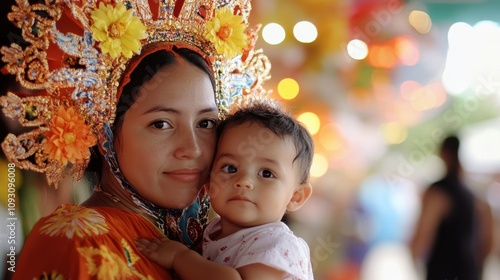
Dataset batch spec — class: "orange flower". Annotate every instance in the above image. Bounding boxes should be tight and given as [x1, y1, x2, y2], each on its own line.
[44, 106, 97, 166]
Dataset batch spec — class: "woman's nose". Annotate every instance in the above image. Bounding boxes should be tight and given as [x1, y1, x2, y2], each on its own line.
[174, 129, 202, 159]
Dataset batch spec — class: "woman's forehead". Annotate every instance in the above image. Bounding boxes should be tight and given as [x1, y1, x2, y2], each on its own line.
[127, 67, 216, 116]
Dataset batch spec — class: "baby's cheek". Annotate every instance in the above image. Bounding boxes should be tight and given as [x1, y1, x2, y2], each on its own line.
[209, 174, 230, 196]
[208, 182, 222, 198]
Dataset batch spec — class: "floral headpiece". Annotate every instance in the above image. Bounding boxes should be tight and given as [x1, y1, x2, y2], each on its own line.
[0, 0, 271, 187]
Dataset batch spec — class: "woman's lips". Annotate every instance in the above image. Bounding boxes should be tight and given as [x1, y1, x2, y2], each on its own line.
[165, 169, 201, 182]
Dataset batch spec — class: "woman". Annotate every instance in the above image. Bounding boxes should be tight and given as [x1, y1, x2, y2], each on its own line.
[15, 47, 217, 279]
[0, 0, 270, 278]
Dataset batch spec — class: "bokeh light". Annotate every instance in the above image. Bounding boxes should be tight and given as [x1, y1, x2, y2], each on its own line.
[442, 22, 473, 95]
[368, 44, 397, 69]
[443, 21, 500, 96]
[319, 123, 343, 151]
[310, 153, 328, 178]
[393, 36, 419, 66]
[381, 121, 408, 144]
[297, 112, 321, 135]
[278, 78, 300, 100]
[347, 39, 369, 60]
[409, 82, 447, 111]
[408, 10, 432, 34]
[400, 80, 422, 100]
[293, 21, 318, 43]
[262, 23, 286, 45]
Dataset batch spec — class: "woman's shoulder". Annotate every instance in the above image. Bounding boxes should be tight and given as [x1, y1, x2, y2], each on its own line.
[39, 204, 114, 231]
[34, 203, 161, 241]
[34, 204, 111, 239]
[16, 204, 170, 280]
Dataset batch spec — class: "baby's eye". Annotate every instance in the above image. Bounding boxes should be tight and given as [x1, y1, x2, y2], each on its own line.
[221, 164, 237, 174]
[152, 121, 172, 129]
[259, 169, 275, 178]
[198, 119, 217, 129]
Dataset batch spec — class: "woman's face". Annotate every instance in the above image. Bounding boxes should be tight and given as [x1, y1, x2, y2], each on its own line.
[115, 59, 218, 209]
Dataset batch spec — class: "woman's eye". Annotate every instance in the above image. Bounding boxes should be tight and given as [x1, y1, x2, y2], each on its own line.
[259, 169, 275, 178]
[221, 164, 237, 174]
[152, 121, 171, 129]
[198, 119, 217, 129]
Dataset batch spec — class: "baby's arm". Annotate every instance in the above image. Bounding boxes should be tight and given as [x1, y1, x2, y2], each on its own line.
[135, 237, 183, 269]
[135, 237, 241, 279]
[135, 238, 286, 279]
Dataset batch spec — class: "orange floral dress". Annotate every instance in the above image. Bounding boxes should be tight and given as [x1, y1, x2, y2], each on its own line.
[13, 204, 171, 279]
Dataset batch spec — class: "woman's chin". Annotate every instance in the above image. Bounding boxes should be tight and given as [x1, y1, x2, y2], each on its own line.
[156, 196, 199, 209]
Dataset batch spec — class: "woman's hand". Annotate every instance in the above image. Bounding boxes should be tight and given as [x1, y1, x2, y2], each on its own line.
[135, 237, 190, 269]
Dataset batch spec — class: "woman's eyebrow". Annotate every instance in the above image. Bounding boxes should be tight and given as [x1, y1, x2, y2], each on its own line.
[142, 106, 218, 115]
[142, 106, 178, 115]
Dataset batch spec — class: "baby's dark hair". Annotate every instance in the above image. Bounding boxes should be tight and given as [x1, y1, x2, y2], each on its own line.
[217, 102, 314, 184]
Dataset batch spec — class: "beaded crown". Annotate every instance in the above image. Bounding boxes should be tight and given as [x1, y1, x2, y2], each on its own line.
[0, 0, 271, 187]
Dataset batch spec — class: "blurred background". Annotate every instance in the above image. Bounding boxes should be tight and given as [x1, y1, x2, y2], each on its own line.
[1, 0, 500, 279]
[250, 0, 500, 279]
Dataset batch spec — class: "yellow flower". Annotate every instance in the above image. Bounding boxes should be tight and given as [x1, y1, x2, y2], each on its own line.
[77, 245, 133, 279]
[205, 7, 248, 58]
[43, 106, 97, 166]
[90, 3, 147, 58]
[121, 239, 140, 266]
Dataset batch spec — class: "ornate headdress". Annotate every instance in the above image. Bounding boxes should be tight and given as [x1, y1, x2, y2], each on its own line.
[0, 0, 271, 187]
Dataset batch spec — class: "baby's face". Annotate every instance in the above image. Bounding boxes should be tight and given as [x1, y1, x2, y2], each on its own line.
[209, 122, 302, 231]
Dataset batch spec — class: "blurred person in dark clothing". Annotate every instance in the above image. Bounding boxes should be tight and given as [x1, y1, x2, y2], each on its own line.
[410, 135, 494, 280]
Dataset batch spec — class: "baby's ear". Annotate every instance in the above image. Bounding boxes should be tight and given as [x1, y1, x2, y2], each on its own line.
[286, 183, 312, 212]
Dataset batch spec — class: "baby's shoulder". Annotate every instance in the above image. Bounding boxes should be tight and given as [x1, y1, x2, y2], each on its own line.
[242, 222, 308, 250]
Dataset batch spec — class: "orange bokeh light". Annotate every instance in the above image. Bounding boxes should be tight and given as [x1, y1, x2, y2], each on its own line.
[368, 44, 398, 69]
[393, 36, 420, 66]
